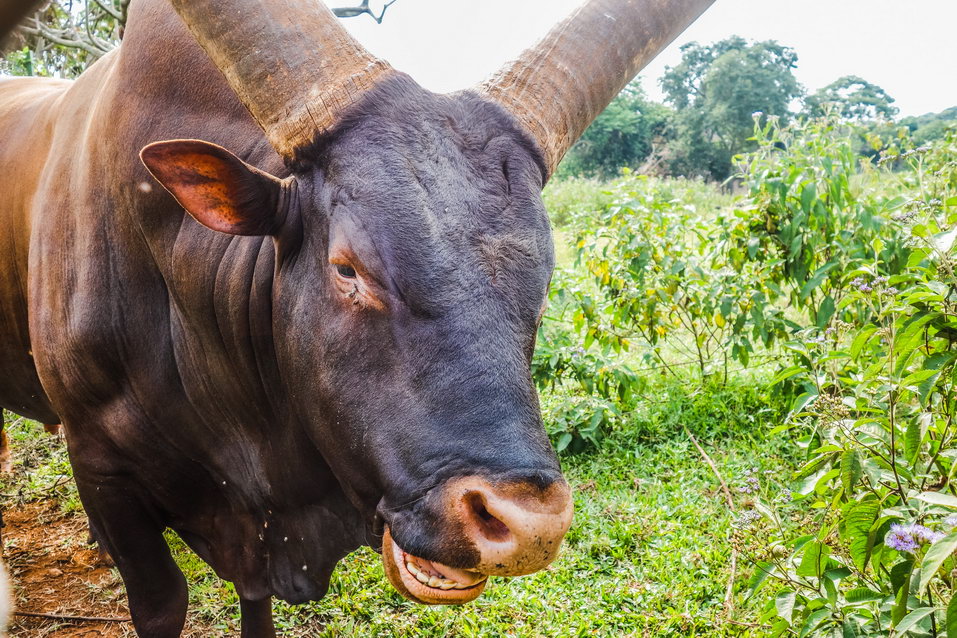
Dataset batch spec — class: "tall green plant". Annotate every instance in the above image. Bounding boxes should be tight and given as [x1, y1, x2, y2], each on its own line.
[728, 115, 910, 330]
[737, 130, 957, 637]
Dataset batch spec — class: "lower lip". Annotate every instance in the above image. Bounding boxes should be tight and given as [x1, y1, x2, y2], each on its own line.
[391, 537, 486, 593]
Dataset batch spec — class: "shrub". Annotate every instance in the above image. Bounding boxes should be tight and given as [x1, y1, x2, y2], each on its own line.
[737, 131, 957, 636]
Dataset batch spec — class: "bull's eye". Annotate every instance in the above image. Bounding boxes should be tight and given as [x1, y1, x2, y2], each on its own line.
[335, 264, 357, 279]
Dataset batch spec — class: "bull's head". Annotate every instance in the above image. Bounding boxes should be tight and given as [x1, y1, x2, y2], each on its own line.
[139, 0, 713, 605]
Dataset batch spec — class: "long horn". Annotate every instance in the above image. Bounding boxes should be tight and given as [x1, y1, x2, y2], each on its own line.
[168, 0, 394, 160]
[480, 0, 716, 179]
[0, 0, 42, 41]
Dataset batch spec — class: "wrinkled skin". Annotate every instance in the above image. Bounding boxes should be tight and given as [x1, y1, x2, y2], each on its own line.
[0, 0, 564, 635]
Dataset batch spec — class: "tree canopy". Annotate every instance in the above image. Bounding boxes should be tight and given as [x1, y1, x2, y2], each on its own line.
[2, 0, 397, 78]
[805, 75, 898, 122]
[557, 82, 670, 179]
[660, 36, 802, 180]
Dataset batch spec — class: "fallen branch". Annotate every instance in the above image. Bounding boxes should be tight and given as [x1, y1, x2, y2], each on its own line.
[14, 610, 131, 623]
[684, 427, 738, 621]
[685, 428, 734, 510]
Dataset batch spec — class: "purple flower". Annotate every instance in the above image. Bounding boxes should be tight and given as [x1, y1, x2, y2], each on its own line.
[732, 510, 762, 529]
[886, 524, 919, 552]
[737, 476, 760, 494]
[775, 491, 792, 504]
[807, 334, 826, 347]
[911, 524, 944, 544]
[945, 515, 957, 528]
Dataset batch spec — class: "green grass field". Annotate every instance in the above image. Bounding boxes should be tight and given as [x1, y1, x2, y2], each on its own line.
[2, 373, 791, 636]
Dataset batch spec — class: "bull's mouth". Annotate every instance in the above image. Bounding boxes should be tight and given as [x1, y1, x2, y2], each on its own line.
[381, 526, 488, 605]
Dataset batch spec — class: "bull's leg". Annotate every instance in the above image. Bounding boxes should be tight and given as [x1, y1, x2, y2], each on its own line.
[85, 515, 115, 566]
[0, 412, 11, 474]
[239, 596, 276, 638]
[42, 423, 62, 436]
[76, 480, 187, 638]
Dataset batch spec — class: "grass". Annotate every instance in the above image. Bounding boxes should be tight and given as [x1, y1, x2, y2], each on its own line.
[2, 371, 794, 637]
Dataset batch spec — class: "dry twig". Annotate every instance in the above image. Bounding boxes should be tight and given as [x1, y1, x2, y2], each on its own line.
[684, 427, 738, 620]
[15, 610, 131, 623]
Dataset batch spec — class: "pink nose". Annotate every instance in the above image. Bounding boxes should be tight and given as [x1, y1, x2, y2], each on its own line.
[446, 475, 574, 577]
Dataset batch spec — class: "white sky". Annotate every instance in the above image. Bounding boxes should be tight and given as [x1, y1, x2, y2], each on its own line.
[333, 0, 957, 118]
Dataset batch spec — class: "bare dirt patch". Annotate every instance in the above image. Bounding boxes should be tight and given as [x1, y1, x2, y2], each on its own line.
[3, 499, 132, 637]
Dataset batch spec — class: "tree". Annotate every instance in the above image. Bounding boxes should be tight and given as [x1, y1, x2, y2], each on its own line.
[900, 106, 957, 145]
[660, 37, 802, 180]
[557, 82, 671, 178]
[3, 0, 397, 78]
[805, 75, 898, 121]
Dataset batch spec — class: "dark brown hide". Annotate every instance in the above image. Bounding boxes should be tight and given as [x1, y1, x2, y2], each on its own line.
[0, 2, 365, 634]
[0, 0, 42, 42]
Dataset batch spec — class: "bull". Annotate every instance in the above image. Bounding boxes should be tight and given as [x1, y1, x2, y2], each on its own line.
[0, 0, 714, 635]
[0, 0, 42, 42]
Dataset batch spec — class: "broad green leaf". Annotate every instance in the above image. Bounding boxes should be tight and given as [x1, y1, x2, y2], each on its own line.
[791, 391, 820, 416]
[915, 492, 957, 509]
[918, 352, 956, 406]
[800, 183, 816, 215]
[844, 500, 879, 571]
[895, 606, 935, 634]
[895, 312, 940, 377]
[555, 432, 572, 453]
[776, 589, 796, 624]
[918, 532, 957, 594]
[800, 262, 838, 301]
[747, 561, 774, 598]
[891, 558, 915, 594]
[771, 619, 790, 637]
[946, 593, 957, 637]
[844, 587, 883, 604]
[796, 466, 832, 496]
[797, 541, 831, 578]
[935, 226, 957, 253]
[841, 450, 862, 492]
[824, 567, 851, 581]
[904, 418, 924, 465]
[901, 369, 940, 391]
[850, 324, 878, 359]
[816, 295, 836, 328]
[770, 365, 805, 387]
[798, 608, 831, 638]
[892, 571, 910, 627]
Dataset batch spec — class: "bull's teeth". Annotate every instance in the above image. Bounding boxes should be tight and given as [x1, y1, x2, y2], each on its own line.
[439, 581, 455, 590]
[453, 577, 486, 590]
[406, 561, 420, 576]
[428, 576, 440, 587]
[415, 571, 430, 584]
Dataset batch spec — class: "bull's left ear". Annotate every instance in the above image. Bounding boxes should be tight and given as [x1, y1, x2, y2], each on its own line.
[140, 139, 285, 236]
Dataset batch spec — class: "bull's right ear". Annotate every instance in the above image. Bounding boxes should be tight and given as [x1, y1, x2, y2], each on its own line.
[140, 139, 285, 236]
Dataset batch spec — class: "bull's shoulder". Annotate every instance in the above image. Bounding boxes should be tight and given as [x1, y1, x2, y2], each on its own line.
[0, 76, 70, 115]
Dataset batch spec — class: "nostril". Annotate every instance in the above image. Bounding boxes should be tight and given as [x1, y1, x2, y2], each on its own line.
[465, 492, 510, 542]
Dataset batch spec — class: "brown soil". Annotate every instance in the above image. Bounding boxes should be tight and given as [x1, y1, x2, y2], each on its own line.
[3, 500, 133, 637]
